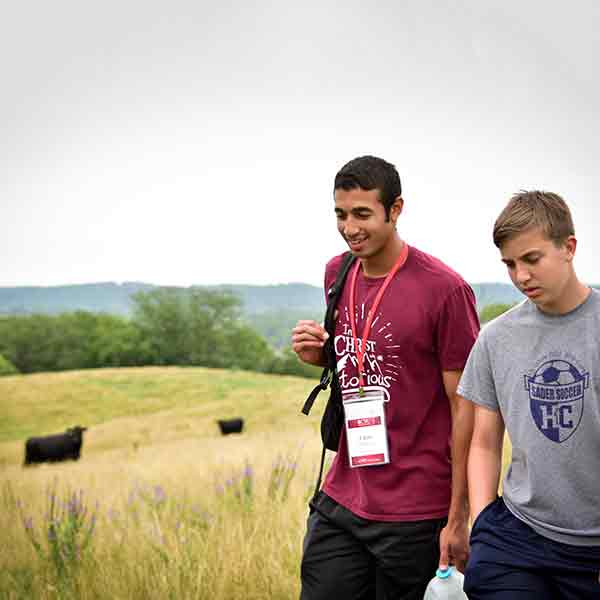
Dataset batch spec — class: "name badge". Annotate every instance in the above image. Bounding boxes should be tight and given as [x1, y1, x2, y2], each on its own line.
[343, 390, 389, 468]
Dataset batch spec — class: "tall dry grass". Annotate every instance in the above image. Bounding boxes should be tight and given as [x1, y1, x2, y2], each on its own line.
[0, 367, 324, 599]
[1, 426, 325, 599]
[0, 367, 511, 599]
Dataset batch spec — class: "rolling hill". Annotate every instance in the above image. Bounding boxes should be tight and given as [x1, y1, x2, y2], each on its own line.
[0, 280, 525, 317]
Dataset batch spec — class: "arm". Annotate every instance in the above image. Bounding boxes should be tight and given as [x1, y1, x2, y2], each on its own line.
[291, 320, 328, 367]
[468, 404, 505, 522]
[438, 371, 474, 573]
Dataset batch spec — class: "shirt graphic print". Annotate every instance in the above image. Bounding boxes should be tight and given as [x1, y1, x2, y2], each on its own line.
[335, 304, 401, 402]
[525, 352, 589, 443]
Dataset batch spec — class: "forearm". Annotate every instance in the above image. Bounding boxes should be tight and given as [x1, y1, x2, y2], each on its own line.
[447, 399, 473, 524]
[438, 382, 473, 571]
[468, 439, 502, 522]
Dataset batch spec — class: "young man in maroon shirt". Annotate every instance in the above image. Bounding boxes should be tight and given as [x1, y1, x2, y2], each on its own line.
[292, 155, 480, 599]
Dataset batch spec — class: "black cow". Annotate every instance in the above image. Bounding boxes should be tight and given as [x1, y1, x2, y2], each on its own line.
[24, 426, 88, 466]
[217, 418, 244, 435]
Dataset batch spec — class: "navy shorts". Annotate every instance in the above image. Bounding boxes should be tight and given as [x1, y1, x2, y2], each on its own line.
[464, 497, 600, 599]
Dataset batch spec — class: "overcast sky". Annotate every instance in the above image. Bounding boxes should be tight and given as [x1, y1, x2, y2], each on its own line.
[2, 0, 599, 288]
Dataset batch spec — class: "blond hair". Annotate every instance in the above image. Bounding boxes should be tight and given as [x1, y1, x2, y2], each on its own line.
[493, 191, 574, 248]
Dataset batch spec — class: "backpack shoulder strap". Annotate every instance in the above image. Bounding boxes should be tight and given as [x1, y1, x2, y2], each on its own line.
[301, 252, 356, 416]
[323, 251, 356, 339]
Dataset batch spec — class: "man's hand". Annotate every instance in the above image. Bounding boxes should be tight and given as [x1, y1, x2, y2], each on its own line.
[438, 519, 470, 573]
[291, 320, 329, 367]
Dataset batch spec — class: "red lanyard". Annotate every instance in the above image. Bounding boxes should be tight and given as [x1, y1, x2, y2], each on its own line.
[349, 243, 409, 394]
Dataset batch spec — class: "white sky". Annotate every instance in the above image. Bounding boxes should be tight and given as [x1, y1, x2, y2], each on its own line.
[1, 0, 599, 288]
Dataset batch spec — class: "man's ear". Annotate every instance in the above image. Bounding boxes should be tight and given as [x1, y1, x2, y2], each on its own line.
[564, 235, 577, 262]
[390, 196, 403, 223]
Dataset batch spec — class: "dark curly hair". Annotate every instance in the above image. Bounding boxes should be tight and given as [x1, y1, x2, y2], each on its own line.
[334, 155, 402, 221]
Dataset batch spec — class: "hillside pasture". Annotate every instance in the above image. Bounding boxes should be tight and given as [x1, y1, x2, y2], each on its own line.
[0, 367, 325, 599]
[0, 367, 510, 599]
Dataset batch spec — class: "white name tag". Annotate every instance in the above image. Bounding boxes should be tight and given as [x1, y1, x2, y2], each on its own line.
[343, 390, 389, 468]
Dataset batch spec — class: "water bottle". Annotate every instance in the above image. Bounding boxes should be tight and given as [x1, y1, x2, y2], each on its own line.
[423, 567, 468, 600]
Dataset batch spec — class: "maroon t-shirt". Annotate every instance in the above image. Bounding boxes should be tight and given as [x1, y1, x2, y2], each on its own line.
[322, 244, 479, 521]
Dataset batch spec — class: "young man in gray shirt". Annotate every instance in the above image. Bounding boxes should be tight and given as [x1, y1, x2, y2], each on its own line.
[458, 191, 600, 599]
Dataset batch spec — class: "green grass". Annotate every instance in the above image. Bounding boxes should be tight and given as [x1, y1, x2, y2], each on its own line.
[0, 366, 319, 445]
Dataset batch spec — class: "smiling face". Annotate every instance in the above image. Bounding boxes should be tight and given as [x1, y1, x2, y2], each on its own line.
[500, 227, 578, 314]
[334, 187, 403, 265]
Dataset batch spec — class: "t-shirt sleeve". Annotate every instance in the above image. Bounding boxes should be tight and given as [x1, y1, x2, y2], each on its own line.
[436, 283, 480, 372]
[456, 331, 499, 411]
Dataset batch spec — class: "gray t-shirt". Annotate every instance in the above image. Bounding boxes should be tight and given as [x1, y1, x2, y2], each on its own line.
[458, 289, 600, 546]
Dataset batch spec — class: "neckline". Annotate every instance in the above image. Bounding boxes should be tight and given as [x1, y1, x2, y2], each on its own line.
[357, 244, 411, 283]
[531, 287, 595, 321]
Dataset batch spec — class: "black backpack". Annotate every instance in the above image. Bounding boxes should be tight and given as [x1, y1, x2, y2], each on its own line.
[301, 252, 356, 496]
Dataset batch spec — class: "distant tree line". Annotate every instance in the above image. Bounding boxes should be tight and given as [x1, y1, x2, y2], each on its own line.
[244, 309, 323, 350]
[479, 302, 515, 324]
[0, 289, 516, 378]
[0, 288, 320, 378]
[249, 302, 518, 348]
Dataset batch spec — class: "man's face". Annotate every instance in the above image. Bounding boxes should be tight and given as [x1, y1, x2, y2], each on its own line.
[500, 227, 576, 314]
[334, 187, 401, 260]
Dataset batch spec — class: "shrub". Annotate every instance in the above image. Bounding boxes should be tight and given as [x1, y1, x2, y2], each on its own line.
[479, 302, 514, 324]
[0, 353, 18, 376]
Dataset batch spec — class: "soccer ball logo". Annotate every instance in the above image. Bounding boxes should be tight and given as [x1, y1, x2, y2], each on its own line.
[533, 360, 582, 386]
[525, 359, 588, 443]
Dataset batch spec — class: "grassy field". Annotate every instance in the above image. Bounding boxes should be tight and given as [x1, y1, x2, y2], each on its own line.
[0, 367, 511, 600]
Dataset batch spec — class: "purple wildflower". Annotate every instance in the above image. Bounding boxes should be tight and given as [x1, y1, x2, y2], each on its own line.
[23, 516, 34, 532]
[107, 508, 120, 522]
[153, 485, 167, 505]
[67, 496, 77, 516]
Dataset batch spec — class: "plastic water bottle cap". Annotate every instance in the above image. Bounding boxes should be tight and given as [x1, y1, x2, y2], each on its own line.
[436, 566, 454, 579]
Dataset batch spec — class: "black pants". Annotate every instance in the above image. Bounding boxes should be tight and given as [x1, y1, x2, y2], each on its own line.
[300, 492, 446, 600]
[465, 497, 600, 599]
